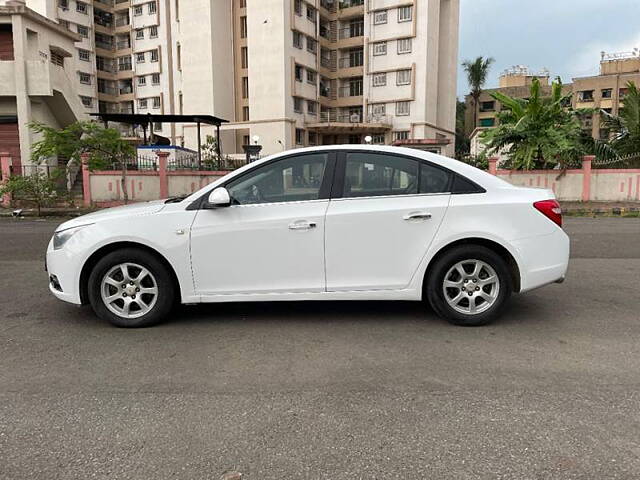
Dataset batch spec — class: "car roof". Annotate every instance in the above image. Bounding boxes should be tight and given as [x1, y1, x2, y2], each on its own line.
[184, 145, 510, 203]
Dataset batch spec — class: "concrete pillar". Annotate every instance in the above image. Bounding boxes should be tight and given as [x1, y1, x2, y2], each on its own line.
[156, 151, 169, 199]
[1, 152, 12, 207]
[488, 157, 498, 176]
[81, 153, 91, 207]
[582, 155, 594, 202]
[11, 14, 32, 168]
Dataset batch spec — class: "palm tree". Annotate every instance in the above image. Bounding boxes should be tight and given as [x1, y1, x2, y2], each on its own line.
[462, 56, 495, 131]
[601, 81, 640, 156]
[481, 77, 588, 170]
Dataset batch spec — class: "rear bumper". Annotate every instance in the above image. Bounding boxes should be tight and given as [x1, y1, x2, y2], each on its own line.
[512, 228, 570, 293]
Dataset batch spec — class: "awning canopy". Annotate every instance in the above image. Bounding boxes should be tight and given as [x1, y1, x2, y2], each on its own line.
[89, 113, 228, 126]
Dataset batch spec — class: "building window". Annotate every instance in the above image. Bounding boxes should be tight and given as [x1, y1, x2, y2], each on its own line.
[395, 101, 410, 116]
[76, 1, 87, 14]
[601, 88, 612, 99]
[295, 64, 303, 82]
[397, 6, 412, 22]
[306, 36, 317, 54]
[480, 100, 495, 112]
[374, 10, 387, 24]
[372, 72, 386, 87]
[293, 97, 303, 113]
[308, 131, 317, 146]
[136, 52, 145, 63]
[150, 49, 159, 62]
[78, 49, 91, 62]
[80, 96, 93, 108]
[240, 16, 247, 38]
[294, 0, 302, 15]
[138, 76, 147, 86]
[370, 103, 386, 116]
[59, 0, 69, 9]
[307, 101, 317, 115]
[242, 106, 250, 121]
[77, 25, 89, 38]
[242, 77, 249, 98]
[307, 69, 317, 84]
[619, 88, 628, 99]
[139, 98, 148, 109]
[148, 1, 157, 14]
[373, 42, 387, 56]
[79, 72, 91, 84]
[152, 73, 160, 85]
[293, 31, 303, 49]
[307, 5, 316, 23]
[371, 133, 385, 144]
[135, 29, 144, 40]
[152, 96, 161, 109]
[241, 47, 248, 68]
[239, 0, 246, 7]
[134, 5, 143, 15]
[295, 128, 305, 145]
[480, 118, 495, 127]
[578, 90, 594, 102]
[396, 69, 411, 85]
[393, 131, 409, 141]
[397, 38, 412, 54]
[150, 25, 158, 38]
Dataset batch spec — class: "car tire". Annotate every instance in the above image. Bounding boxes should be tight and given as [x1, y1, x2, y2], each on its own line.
[87, 248, 175, 327]
[426, 245, 512, 326]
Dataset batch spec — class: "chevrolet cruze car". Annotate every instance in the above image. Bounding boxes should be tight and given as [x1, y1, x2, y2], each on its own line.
[46, 146, 569, 327]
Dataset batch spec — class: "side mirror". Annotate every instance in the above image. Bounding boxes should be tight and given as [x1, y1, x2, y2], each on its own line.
[207, 187, 231, 208]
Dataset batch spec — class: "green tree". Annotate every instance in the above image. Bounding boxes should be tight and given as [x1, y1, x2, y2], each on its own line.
[481, 77, 588, 170]
[601, 81, 640, 156]
[29, 121, 136, 203]
[455, 99, 470, 158]
[0, 168, 62, 216]
[462, 56, 495, 132]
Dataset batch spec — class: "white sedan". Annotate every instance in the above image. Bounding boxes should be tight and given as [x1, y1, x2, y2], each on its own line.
[46, 146, 569, 327]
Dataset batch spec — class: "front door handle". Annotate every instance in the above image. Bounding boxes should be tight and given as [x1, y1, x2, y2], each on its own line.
[403, 212, 432, 221]
[289, 221, 317, 230]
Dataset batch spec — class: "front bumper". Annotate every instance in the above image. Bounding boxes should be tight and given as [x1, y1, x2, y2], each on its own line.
[46, 238, 83, 305]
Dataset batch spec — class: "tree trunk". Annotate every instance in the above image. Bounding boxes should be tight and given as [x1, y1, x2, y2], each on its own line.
[121, 164, 128, 205]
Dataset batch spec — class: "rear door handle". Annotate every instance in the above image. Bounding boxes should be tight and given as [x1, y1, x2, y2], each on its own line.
[403, 212, 432, 221]
[289, 221, 317, 230]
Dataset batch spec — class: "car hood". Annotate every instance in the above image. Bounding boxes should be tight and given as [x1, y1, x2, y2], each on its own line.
[55, 200, 167, 232]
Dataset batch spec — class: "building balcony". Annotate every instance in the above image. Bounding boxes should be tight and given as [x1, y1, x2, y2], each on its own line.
[306, 112, 392, 133]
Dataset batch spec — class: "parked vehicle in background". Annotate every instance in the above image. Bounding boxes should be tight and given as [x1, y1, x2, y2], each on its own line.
[46, 146, 569, 327]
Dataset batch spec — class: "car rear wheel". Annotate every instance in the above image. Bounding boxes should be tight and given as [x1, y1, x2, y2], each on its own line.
[426, 245, 512, 326]
[87, 248, 175, 327]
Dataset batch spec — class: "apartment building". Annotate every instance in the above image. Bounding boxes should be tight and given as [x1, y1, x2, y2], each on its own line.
[24, 0, 177, 141]
[0, 1, 86, 167]
[14, 0, 459, 157]
[572, 50, 640, 140]
[178, 0, 460, 157]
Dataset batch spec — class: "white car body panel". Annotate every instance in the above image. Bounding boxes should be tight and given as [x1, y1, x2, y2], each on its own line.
[46, 145, 570, 308]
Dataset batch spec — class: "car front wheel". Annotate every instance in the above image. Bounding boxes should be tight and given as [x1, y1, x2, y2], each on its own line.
[87, 248, 175, 327]
[426, 245, 512, 326]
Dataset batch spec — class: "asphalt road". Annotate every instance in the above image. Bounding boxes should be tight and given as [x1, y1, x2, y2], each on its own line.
[1, 217, 640, 479]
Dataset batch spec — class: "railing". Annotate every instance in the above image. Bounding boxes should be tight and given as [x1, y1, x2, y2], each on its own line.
[116, 40, 131, 50]
[320, 56, 335, 69]
[338, 84, 363, 97]
[338, 23, 364, 39]
[98, 85, 118, 95]
[320, 0, 336, 12]
[115, 17, 130, 27]
[338, 56, 363, 68]
[95, 40, 114, 50]
[339, 0, 364, 8]
[118, 62, 133, 71]
[119, 86, 133, 94]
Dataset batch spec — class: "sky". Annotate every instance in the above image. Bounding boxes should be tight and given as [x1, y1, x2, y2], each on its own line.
[457, 0, 640, 98]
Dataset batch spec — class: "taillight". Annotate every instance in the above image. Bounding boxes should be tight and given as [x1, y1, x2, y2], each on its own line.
[533, 199, 562, 227]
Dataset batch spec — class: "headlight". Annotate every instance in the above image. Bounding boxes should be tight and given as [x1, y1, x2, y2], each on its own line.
[53, 224, 92, 250]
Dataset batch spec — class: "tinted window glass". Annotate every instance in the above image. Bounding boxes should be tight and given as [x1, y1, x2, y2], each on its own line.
[344, 153, 418, 198]
[451, 174, 484, 194]
[419, 163, 451, 194]
[227, 154, 327, 205]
